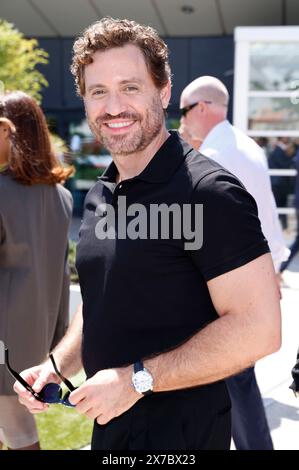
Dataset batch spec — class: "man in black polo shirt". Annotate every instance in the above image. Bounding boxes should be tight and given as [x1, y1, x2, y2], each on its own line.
[14, 18, 281, 450]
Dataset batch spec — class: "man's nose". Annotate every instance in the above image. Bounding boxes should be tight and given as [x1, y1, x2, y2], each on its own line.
[105, 92, 126, 116]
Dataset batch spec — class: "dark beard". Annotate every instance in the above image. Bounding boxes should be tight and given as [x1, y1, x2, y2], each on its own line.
[87, 94, 164, 156]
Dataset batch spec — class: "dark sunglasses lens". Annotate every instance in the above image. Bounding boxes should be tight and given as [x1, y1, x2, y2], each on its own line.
[39, 383, 62, 404]
[61, 390, 75, 408]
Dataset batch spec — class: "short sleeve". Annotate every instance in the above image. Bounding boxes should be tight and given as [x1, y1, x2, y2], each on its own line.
[189, 169, 270, 281]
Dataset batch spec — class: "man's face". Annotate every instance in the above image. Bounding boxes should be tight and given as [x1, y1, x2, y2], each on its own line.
[83, 44, 170, 156]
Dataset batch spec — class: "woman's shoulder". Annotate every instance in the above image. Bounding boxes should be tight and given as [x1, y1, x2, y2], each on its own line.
[0, 172, 17, 190]
[56, 183, 72, 201]
[0, 175, 72, 205]
[0, 170, 11, 181]
[55, 183, 73, 213]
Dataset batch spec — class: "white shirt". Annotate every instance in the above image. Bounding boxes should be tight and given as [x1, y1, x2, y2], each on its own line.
[200, 120, 289, 272]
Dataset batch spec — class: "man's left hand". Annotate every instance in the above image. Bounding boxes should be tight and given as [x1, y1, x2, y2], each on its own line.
[68, 366, 141, 425]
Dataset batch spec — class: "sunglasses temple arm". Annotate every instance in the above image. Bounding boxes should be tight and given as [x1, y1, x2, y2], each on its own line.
[5, 349, 41, 398]
[49, 354, 76, 392]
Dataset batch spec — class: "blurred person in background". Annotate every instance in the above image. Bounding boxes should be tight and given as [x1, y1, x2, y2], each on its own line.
[178, 121, 202, 150]
[255, 137, 271, 159]
[0, 91, 73, 450]
[279, 142, 299, 280]
[180, 76, 288, 450]
[269, 138, 296, 230]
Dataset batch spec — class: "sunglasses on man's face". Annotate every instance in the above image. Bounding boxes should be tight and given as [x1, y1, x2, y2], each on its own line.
[5, 348, 76, 407]
[180, 100, 213, 117]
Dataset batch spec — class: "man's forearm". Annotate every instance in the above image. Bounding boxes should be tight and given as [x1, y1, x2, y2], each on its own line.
[145, 254, 281, 393]
[145, 310, 276, 392]
[145, 314, 247, 391]
[51, 302, 83, 377]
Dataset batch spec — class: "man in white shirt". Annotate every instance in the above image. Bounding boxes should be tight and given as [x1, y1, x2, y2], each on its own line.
[179, 75, 289, 450]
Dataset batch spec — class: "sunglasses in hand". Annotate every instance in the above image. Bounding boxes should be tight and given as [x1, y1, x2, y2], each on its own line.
[5, 348, 76, 407]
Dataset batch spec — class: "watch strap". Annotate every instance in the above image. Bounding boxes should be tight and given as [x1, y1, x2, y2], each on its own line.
[142, 389, 153, 396]
[134, 361, 144, 373]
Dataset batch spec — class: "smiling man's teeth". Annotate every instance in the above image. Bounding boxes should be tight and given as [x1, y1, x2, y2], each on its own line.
[107, 121, 133, 128]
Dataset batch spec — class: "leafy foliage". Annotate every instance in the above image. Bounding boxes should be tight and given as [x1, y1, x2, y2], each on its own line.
[68, 239, 79, 284]
[0, 20, 48, 103]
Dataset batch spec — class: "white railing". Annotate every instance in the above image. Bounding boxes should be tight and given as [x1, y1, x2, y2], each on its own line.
[268, 169, 297, 214]
[268, 169, 297, 176]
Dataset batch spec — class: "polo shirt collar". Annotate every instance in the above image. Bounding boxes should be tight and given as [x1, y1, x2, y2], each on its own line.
[99, 131, 193, 184]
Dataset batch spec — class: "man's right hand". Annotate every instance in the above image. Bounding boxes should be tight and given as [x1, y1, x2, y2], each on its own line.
[13, 360, 61, 413]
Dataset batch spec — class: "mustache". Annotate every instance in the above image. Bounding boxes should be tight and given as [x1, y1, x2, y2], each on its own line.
[95, 112, 141, 125]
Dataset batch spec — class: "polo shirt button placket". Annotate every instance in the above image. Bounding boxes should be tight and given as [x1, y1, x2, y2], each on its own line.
[113, 182, 125, 209]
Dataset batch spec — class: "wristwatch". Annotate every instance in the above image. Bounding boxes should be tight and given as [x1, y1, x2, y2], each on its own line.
[132, 361, 153, 396]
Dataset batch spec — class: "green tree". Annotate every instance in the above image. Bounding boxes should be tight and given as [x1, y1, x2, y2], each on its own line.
[0, 19, 48, 103]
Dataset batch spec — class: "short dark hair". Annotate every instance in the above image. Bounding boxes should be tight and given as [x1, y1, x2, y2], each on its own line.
[71, 17, 171, 96]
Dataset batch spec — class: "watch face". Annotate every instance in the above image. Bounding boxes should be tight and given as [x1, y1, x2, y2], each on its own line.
[132, 369, 153, 394]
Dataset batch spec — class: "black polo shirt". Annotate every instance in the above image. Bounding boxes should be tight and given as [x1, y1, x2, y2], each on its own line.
[76, 131, 269, 378]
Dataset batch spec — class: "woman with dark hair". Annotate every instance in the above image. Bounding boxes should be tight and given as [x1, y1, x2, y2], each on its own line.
[0, 91, 73, 450]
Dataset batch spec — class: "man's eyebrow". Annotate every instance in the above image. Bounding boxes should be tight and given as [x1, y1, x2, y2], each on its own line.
[87, 83, 105, 92]
[119, 78, 143, 85]
[87, 78, 143, 92]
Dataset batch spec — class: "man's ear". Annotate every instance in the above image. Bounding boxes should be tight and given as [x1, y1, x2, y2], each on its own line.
[198, 102, 204, 113]
[160, 80, 171, 110]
